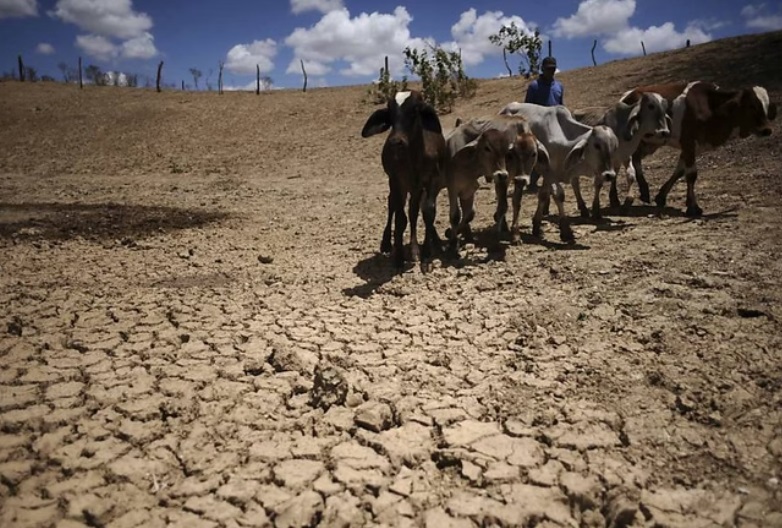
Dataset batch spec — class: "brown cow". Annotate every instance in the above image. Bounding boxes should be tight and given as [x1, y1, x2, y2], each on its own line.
[622, 81, 777, 216]
[361, 91, 447, 269]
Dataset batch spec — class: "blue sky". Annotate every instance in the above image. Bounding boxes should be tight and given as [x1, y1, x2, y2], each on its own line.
[1, 0, 781, 89]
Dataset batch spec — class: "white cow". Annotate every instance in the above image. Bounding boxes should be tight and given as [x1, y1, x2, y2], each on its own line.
[574, 92, 671, 215]
[499, 102, 619, 242]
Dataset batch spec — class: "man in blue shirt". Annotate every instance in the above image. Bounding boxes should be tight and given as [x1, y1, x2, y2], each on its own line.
[525, 56, 563, 190]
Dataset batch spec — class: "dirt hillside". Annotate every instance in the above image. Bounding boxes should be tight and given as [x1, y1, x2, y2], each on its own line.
[1, 30, 781, 527]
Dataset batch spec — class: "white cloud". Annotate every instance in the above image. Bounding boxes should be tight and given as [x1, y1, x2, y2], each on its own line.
[50, 0, 152, 39]
[225, 39, 277, 75]
[290, 0, 343, 15]
[552, 0, 635, 38]
[742, 3, 782, 30]
[604, 22, 712, 54]
[36, 42, 55, 54]
[284, 6, 431, 78]
[121, 32, 157, 59]
[76, 34, 118, 61]
[52, 0, 158, 62]
[444, 9, 536, 66]
[0, 0, 37, 18]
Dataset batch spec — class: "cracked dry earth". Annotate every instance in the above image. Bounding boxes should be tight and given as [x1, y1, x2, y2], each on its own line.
[2, 40, 782, 528]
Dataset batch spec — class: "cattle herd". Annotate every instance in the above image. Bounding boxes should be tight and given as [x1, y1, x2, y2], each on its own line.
[361, 82, 777, 270]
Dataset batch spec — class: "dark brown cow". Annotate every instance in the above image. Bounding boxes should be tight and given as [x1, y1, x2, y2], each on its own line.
[361, 91, 447, 269]
[622, 81, 777, 216]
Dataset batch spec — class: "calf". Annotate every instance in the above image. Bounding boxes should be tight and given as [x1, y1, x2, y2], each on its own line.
[361, 91, 447, 269]
[621, 81, 776, 216]
[445, 115, 547, 243]
[499, 102, 619, 242]
[574, 93, 671, 215]
[444, 128, 514, 252]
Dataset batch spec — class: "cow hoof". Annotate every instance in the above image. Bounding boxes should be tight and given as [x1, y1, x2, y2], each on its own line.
[622, 197, 634, 212]
[639, 190, 651, 204]
[609, 197, 622, 209]
[532, 224, 542, 238]
[579, 207, 590, 219]
[685, 205, 703, 217]
[591, 208, 602, 220]
[380, 241, 392, 254]
[654, 194, 667, 210]
[511, 232, 521, 245]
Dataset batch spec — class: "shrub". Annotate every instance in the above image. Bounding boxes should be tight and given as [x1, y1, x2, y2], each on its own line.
[402, 45, 476, 113]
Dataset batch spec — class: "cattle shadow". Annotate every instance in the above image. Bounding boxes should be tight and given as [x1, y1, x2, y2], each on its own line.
[343, 252, 401, 298]
[680, 207, 740, 223]
[0, 202, 230, 242]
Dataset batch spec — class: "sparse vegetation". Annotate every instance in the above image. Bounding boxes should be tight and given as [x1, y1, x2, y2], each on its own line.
[489, 23, 543, 78]
[402, 45, 476, 113]
[189, 68, 202, 90]
[366, 58, 408, 104]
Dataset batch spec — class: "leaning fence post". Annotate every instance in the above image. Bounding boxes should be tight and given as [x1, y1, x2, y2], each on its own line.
[156, 60, 163, 92]
[641, 41, 647, 56]
[591, 40, 597, 66]
[300, 59, 308, 93]
[18, 54, 25, 82]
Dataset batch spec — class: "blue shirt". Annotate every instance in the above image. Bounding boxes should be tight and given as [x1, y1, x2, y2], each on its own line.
[525, 78, 564, 106]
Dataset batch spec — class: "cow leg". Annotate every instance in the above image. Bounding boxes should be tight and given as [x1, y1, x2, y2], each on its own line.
[552, 182, 574, 242]
[684, 166, 702, 217]
[592, 173, 605, 220]
[571, 176, 590, 218]
[609, 178, 621, 209]
[493, 178, 510, 237]
[408, 188, 422, 263]
[381, 190, 393, 254]
[391, 190, 407, 270]
[447, 186, 461, 254]
[532, 182, 550, 238]
[620, 160, 636, 211]
[632, 150, 651, 204]
[510, 178, 526, 244]
[421, 182, 439, 261]
[655, 156, 686, 211]
[458, 193, 476, 244]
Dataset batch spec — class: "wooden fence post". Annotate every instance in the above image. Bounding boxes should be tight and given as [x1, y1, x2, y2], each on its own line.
[591, 40, 597, 66]
[641, 41, 647, 56]
[156, 61, 163, 92]
[256, 64, 260, 95]
[548, 40, 552, 57]
[78, 57, 83, 89]
[218, 61, 224, 95]
[300, 59, 308, 93]
[181, 80, 185, 90]
[18, 55, 25, 82]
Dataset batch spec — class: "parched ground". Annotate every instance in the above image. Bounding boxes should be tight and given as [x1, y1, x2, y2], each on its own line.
[1, 31, 781, 528]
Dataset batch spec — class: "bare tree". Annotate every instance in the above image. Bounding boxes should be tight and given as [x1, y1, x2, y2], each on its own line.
[189, 67, 202, 90]
[58, 62, 71, 82]
[85, 64, 103, 85]
[24, 66, 39, 82]
[205, 68, 214, 91]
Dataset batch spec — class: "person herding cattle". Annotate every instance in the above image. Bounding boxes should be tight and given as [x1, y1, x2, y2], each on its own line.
[524, 56, 564, 191]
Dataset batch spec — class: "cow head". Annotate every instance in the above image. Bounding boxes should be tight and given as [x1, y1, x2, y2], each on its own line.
[464, 129, 511, 184]
[361, 90, 442, 142]
[507, 133, 549, 186]
[565, 125, 618, 181]
[741, 86, 776, 138]
[625, 93, 671, 141]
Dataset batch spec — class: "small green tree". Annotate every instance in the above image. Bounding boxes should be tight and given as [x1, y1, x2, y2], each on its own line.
[402, 45, 476, 113]
[85, 64, 104, 85]
[489, 23, 542, 78]
[366, 57, 408, 104]
[189, 67, 202, 90]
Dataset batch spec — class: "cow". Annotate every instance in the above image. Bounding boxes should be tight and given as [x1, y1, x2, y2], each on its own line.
[444, 114, 547, 244]
[443, 128, 515, 252]
[499, 102, 619, 242]
[361, 90, 448, 269]
[573, 92, 671, 214]
[620, 81, 777, 216]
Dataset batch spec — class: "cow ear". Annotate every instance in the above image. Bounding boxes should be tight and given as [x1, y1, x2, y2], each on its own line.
[454, 117, 463, 127]
[564, 137, 588, 172]
[361, 109, 391, 137]
[769, 102, 777, 121]
[625, 103, 642, 141]
[420, 104, 443, 134]
[535, 139, 550, 169]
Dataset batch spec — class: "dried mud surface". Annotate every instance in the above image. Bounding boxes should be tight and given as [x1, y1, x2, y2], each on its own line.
[1, 31, 781, 528]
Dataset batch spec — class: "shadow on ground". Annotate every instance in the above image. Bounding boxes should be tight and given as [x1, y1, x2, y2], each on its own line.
[0, 202, 230, 241]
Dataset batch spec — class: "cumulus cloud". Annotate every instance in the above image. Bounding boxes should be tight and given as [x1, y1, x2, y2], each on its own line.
[51, 0, 158, 61]
[742, 3, 782, 31]
[36, 42, 55, 54]
[76, 34, 118, 61]
[290, 0, 343, 15]
[604, 22, 712, 55]
[552, 0, 635, 38]
[284, 6, 432, 77]
[121, 32, 157, 59]
[552, 0, 714, 55]
[444, 9, 536, 66]
[225, 39, 277, 75]
[50, 0, 151, 39]
[0, 0, 37, 18]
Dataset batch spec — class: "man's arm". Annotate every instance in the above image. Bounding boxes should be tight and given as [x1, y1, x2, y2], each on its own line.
[524, 82, 536, 104]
